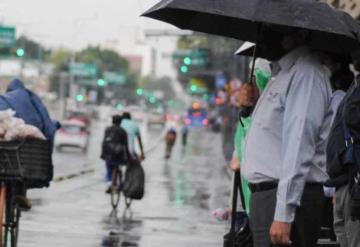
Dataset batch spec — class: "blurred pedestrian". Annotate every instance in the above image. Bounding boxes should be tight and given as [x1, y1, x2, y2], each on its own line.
[326, 49, 360, 247]
[181, 124, 188, 147]
[321, 54, 354, 241]
[101, 115, 129, 193]
[229, 58, 271, 216]
[121, 112, 145, 161]
[240, 27, 332, 246]
[165, 127, 177, 159]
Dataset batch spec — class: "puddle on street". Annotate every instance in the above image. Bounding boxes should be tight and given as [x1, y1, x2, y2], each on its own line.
[101, 209, 142, 247]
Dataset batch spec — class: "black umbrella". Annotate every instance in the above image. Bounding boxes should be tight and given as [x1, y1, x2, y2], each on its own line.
[142, 0, 360, 55]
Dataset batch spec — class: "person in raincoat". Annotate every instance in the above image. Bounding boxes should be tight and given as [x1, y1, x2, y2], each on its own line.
[0, 78, 58, 210]
[0, 78, 58, 145]
[230, 58, 271, 215]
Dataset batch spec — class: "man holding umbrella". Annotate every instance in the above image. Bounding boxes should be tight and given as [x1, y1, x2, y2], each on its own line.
[142, 1, 360, 246]
[241, 27, 332, 247]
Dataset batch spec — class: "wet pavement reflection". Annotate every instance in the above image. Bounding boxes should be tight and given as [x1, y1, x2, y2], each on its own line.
[19, 122, 230, 246]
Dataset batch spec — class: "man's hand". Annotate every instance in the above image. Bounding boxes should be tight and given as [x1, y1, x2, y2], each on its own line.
[229, 156, 240, 171]
[269, 221, 292, 246]
[237, 82, 259, 107]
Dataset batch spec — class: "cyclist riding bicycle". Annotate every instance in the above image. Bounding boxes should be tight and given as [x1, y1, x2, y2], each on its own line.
[101, 115, 129, 194]
[121, 112, 145, 161]
[165, 127, 177, 159]
[0, 78, 58, 210]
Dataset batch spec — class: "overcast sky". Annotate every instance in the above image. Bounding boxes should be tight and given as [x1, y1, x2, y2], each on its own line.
[0, 0, 174, 51]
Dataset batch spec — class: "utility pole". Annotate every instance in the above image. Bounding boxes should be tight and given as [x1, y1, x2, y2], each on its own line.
[59, 71, 68, 120]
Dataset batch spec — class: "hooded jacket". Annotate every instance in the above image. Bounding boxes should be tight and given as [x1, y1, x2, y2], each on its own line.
[0, 78, 57, 146]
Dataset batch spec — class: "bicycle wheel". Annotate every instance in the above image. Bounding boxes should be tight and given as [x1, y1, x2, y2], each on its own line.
[110, 167, 121, 210]
[10, 207, 20, 247]
[124, 197, 132, 209]
[0, 185, 6, 247]
[3, 185, 20, 247]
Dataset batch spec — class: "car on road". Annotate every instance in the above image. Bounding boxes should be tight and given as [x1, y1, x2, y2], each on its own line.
[148, 109, 165, 126]
[122, 105, 147, 123]
[67, 109, 92, 126]
[185, 103, 209, 128]
[54, 119, 90, 152]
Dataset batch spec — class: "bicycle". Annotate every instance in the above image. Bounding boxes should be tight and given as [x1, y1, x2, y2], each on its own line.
[0, 139, 52, 247]
[0, 182, 21, 247]
[110, 164, 132, 211]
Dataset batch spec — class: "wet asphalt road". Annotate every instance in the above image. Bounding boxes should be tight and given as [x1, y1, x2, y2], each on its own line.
[19, 121, 231, 247]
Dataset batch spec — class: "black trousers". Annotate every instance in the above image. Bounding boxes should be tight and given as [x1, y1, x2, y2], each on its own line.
[250, 184, 325, 247]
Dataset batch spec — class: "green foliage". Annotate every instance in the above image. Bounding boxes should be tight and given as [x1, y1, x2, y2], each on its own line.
[48, 48, 73, 68]
[76, 46, 129, 76]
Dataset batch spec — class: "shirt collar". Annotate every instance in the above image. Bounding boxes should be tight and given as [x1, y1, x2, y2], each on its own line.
[275, 46, 309, 72]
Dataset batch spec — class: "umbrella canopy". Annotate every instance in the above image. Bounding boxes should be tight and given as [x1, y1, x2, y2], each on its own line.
[142, 0, 360, 54]
[235, 42, 255, 56]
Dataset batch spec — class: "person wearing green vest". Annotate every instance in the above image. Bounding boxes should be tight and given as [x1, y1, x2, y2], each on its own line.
[230, 58, 271, 215]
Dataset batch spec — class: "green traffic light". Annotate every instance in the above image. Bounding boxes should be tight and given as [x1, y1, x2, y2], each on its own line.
[190, 85, 197, 92]
[116, 103, 124, 110]
[97, 79, 106, 87]
[149, 96, 156, 104]
[183, 57, 192, 65]
[136, 88, 144, 96]
[180, 65, 188, 73]
[76, 94, 84, 102]
[16, 48, 25, 57]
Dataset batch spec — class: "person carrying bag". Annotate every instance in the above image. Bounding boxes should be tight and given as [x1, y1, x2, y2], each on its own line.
[224, 170, 253, 247]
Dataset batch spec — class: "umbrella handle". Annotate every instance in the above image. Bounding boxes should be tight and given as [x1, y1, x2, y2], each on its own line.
[238, 24, 262, 121]
[249, 24, 262, 84]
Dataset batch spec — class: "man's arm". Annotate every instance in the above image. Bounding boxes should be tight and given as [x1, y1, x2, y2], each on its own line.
[275, 69, 330, 223]
[137, 134, 145, 160]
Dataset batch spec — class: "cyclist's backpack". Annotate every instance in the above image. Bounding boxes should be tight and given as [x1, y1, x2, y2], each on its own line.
[123, 158, 145, 200]
[101, 126, 128, 163]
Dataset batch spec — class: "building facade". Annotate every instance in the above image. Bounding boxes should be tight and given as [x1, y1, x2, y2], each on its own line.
[322, 0, 360, 19]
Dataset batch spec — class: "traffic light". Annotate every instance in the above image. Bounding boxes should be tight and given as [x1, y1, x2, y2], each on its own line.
[97, 78, 106, 87]
[136, 88, 144, 96]
[180, 65, 188, 73]
[202, 94, 209, 100]
[149, 96, 156, 104]
[76, 94, 84, 102]
[190, 84, 197, 93]
[183, 56, 192, 65]
[16, 48, 25, 57]
[116, 103, 124, 110]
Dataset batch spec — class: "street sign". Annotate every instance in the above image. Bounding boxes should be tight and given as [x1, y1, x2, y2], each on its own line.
[69, 63, 97, 77]
[79, 79, 96, 86]
[172, 48, 210, 68]
[104, 71, 126, 85]
[0, 26, 16, 48]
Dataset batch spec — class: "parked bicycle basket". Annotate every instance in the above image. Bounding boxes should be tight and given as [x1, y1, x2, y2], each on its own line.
[0, 138, 52, 188]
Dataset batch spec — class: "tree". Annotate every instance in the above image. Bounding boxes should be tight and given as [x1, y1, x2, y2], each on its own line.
[48, 48, 73, 68]
[76, 46, 129, 76]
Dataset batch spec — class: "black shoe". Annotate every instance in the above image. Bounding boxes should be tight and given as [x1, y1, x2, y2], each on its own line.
[105, 186, 112, 194]
[14, 195, 32, 211]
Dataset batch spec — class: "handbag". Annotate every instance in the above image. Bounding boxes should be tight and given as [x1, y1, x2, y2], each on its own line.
[223, 170, 253, 247]
[123, 158, 145, 200]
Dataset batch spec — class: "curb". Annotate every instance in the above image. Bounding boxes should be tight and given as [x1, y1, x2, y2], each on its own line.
[53, 168, 95, 183]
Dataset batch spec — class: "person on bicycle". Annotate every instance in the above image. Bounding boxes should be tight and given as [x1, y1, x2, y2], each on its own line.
[0, 78, 59, 210]
[181, 124, 188, 147]
[165, 127, 177, 159]
[121, 112, 145, 160]
[101, 115, 129, 194]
